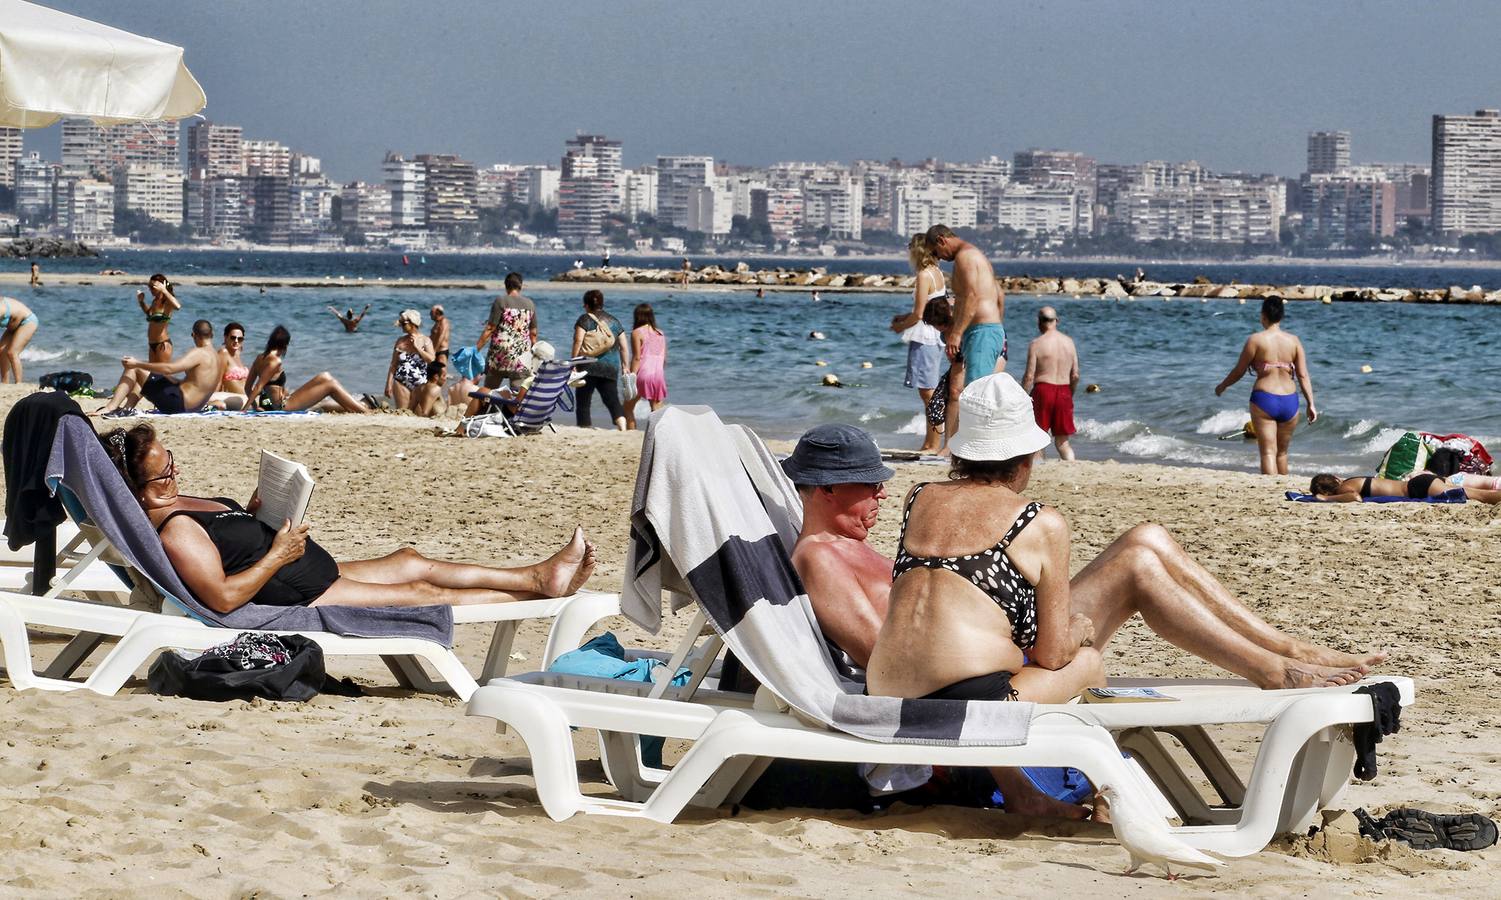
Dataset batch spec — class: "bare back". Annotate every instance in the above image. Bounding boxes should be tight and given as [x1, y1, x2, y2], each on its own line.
[178, 346, 229, 409]
[1027, 331, 1077, 386]
[1248, 328, 1302, 394]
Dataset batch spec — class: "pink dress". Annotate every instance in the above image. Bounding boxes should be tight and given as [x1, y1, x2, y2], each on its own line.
[634, 326, 667, 401]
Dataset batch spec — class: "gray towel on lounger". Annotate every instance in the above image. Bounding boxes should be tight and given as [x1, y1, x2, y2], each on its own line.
[46, 416, 453, 645]
[621, 405, 1032, 747]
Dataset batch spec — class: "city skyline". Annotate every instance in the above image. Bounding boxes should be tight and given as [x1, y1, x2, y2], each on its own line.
[20, 0, 1501, 181]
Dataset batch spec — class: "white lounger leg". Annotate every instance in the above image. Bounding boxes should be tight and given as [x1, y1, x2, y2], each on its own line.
[539, 591, 623, 670]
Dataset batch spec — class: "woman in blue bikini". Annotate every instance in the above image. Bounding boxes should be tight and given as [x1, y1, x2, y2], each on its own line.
[0, 295, 39, 383]
[1215, 296, 1318, 475]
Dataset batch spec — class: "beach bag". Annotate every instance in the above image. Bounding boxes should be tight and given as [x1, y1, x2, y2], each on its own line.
[1376, 432, 1429, 479]
[578, 314, 615, 358]
[147, 633, 360, 702]
[1421, 432, 1493, 475]
[38, 371, 93, 394]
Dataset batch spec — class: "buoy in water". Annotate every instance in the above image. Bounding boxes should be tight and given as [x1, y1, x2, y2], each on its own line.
[822, 373, 843, 387]
[809, 331, 826, 340]
[814, 360, 828, 367]
[860, 361, 873, 369]
[1321, 296, 1333, 304]
[402, 255, 410, 266]
[1085, 383, 1101, 393]
[1360, 364, 1373, 374]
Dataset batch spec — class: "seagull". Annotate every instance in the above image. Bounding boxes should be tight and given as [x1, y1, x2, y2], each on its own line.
[1098, 785, 1224, 880]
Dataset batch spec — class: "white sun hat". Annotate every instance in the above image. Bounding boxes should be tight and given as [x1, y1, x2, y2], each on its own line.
[950, 373, 1051, 461]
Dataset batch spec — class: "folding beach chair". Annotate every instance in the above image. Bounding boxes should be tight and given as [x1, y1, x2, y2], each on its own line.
[467, 406, 1416, 858]
[0, 417, 619, 699]
[461, 357, 586, 438]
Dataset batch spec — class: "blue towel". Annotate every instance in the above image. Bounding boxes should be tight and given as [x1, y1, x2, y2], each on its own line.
[450, 346, 485, 381]
[1286, 489, 1467, 503]
[547, 632, 691, 767]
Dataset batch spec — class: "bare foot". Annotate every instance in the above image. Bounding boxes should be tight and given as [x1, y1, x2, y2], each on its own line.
[1278, 661, 1366, 689]
[1004, 792, 1091, 821]
[1286, 642, 1388, 671]
[535, 526, 589, 597]
[935, 446, 952, 459]
[564, 541, 597, 595]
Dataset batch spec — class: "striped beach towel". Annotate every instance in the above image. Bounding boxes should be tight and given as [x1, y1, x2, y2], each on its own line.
[621, 406, 1032, 747]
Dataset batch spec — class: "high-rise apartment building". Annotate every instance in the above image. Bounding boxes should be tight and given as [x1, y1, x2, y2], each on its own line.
[61, 119, 179, 179]
[55, 179, 115, 239]
[242, 139, 291, 178]
[1432, 109, 1501, 235]
[186, 122, 245, 179]
[383, 152, 427, 229]
[522, 165, 560, 210]
[656, 155, 713, 228]
[113, 164, 183, 226]
[1012, 149, 1096, 233]
[0, 128, 21, 189]
[1302, 174, 1397, 242]
[336, 182, 392, 231]
[801, 173, 863, 239]
[249, 175, 291, 243]
[416, 153, 478, 231]
[685, 181, 734, 235]
[1114, 178, 1280, 244]
[13, 152, 56, 221]
[619, 167, 658, 221]
[992, 184, 1079, 236]
[186, 176, 247, 242]
[750, 187, 803, 239]
[476, 164, 528, 209]
[1306, 131, 1351, 175]
[892, 183, 979, 235]
[558, 136, 619, 241]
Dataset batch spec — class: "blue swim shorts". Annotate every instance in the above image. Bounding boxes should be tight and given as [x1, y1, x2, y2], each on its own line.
[959, 322, 1007, 386]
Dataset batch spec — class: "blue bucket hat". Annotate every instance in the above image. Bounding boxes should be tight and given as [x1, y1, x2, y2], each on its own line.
[781, 424, 895, 486]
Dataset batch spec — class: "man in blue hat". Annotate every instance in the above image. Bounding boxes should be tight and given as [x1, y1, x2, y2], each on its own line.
[782, 423, 896, 674]
[784, 423, 1096, 820]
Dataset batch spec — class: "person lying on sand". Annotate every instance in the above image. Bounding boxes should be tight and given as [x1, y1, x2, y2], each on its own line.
[101, 423, 596, 612]
[1309, 472, 1501, 504]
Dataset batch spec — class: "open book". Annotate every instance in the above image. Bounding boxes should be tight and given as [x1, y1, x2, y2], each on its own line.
[1080, 686, 1178, 703]
[256, 450, 315, 528]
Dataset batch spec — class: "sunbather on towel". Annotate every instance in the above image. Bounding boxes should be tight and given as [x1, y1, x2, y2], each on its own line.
[1309, 472, 1501, 504]
[100, 423, 596, 612]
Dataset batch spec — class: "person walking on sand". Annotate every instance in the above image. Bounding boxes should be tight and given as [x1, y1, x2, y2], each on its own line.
[29, 262, 41, 288]
[570, 290, 630, 430]
[137, 273, 182, 364]
[891, 233, 948, 453]
[927, 224, 1006, 385]
[1214, 296, 1317, 476]
[327, 304, 370, 333]
[624, 303, 668, 429]
[0, 295, 40, 383]
[1021, 306, 1079, 461]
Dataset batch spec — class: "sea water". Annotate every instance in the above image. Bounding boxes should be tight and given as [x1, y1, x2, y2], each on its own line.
[8, 250, 1501, 475]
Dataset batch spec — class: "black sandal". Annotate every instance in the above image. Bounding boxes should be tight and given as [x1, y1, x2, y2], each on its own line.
[1356, 807, 1498, 851]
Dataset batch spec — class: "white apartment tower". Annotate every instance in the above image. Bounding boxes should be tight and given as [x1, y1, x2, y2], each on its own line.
[1306, 131, 1351, 176]
[655, 155, 713, 228]
[13, 152, 55, 221]
[113, 164, 183, 226]
[0, 128, 21, 188]
[383, 152, 427, 228]
[242, 139, 291, 178]
[1432, 109, 1501, 235]
[801, 173, 864, 240]
[893, 183, 979, 235]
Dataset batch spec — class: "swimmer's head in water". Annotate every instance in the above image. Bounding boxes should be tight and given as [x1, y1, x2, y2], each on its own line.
[1309, 473, 1341, 496]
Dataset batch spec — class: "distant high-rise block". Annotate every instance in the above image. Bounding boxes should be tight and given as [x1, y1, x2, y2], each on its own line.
[1432, 109, 1501, 235]
[62, 119, 180, 179]
[558, 134, 621, 241]
[416, 153, 478, 231]
[0, 128, 21, 188]
[187, 121, 245, 179]
[1306, 131, 1350, 175]
[656, 155, 713, 229]
[383, 152, 427, 229]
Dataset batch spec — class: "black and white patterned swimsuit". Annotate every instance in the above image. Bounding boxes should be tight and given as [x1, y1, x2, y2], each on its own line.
[891, 483, 1042, 650]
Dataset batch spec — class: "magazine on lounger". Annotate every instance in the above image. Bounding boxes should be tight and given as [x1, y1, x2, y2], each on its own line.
[256, 451, 315, 528]
[1080, 687, 1179, 703]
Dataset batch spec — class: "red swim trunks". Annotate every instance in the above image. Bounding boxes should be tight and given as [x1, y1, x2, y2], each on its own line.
[1031, 382, 1076, 436]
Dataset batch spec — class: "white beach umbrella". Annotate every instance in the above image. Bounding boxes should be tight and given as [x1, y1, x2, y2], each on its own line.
[0, 0, 205, 128]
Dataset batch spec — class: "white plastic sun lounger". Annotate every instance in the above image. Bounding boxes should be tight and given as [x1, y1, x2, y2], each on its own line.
[0, 518, 133, 600]
[465, 406, 1418, 858]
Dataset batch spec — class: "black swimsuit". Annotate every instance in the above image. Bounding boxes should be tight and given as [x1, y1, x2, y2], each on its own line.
[891, 483, 1042, 650]
[157, 497, 339, 606]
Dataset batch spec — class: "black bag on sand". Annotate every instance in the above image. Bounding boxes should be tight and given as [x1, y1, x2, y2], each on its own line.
[148, 633, 363, 702]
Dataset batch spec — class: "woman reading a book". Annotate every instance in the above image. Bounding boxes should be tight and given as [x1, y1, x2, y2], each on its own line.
[101, 424, 596, 613]
[864, 375, 1386, 709]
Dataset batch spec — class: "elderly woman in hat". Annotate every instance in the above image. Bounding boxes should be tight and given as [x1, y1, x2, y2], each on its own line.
[865, 373, 1383, 708]
[386, 308, 436, 410]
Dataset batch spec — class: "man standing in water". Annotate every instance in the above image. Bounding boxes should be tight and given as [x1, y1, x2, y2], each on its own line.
[927, 224, 1005, 385]
[1021, 306, 1079, 461]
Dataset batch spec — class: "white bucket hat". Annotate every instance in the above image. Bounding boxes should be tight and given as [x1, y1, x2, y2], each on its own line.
[950, 373, 1051, 461]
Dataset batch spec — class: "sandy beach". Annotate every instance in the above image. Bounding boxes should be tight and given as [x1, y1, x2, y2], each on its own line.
[0, 383, 1496, 897]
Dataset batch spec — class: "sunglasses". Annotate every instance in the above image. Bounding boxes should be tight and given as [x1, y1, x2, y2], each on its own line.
[227, 335, 244, 343]
[142, 450, 176, 486]
[1039, 316, 1057, 323]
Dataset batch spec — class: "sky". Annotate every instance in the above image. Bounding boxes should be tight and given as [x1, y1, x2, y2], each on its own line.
[24, 0, 1501, 183]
